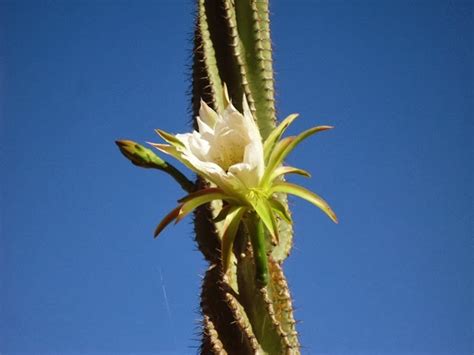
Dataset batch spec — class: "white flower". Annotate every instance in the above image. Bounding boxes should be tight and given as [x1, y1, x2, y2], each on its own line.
[170, 95, 264, 197]
[150, 93, 337, 275]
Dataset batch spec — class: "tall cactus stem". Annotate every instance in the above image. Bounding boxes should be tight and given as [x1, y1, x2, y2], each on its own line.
[191, 1, 300, 353]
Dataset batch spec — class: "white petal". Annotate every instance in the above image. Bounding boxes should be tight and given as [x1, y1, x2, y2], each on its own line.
[242, 140, 265, 181]
[176, 132, 210, 160]
[199, 100, 218, 128]
[222, 100, 241, 120]
[223, 83, 231, 107]
[171, 133, 246, 195]
[228, 162, 259, 189]
[216, 106, 247, 139]
[184, 158, 246, 196]
[242, 94, 253, 120]
[242, 107, 263, 144]
[182, 151, 224, 177]
[196, 116, 214, 136]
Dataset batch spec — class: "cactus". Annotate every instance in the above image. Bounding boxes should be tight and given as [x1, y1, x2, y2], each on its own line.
[117, 1, 337, 354]
[192, 2, 299, 353]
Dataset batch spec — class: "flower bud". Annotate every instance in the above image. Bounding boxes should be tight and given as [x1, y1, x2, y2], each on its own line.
[116, 140, 166, 169]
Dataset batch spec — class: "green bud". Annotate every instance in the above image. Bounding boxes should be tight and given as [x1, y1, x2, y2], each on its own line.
[115, 140, 166, 169]
[115, 139, 195, 193]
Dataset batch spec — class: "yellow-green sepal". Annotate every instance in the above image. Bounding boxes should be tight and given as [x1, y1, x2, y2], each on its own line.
[263, 113, 299, 161]
[155, 129, 185, 148]
[268, 198, 292, 224]
[213, 204, 233, 223]
[271, 181, 338, 223]
[154, 205, 182, 238]
[263, 125, 333, 185]
[221, 206, 247, 273]
[269, 166, 311, 182]
[176, 188, 235, 222]
[249, 197, 279, 242]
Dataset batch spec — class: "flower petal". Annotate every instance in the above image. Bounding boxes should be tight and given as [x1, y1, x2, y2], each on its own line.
[155, 129, 185, 148]
[271, 181, 338, 223]
[176, 191, 232, 223]
[242, 94, 253, 123]
[263, 113, 299, 161]
[228, 162, 258, 189]
[148, 143, 184, 163]
[150, 141, 236, 194]
[243, 140, 265, 182]
[178, 187, 229, 203]
[213, 204, 233, 223]
[250, 197, 279, 241]
[268, 198, 292, 224]
[154, 204, 182, 238]
[263, 125, 333, 185]
[199, 100, 218, 129]
[223, 83, 231, 107]
[270, 166, 311, 182]
[176, 131, 210, 161]
[196, 116, 214, 136]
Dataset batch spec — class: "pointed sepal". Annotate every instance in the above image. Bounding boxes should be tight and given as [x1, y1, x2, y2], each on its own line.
[263, 113, 298, 161]
[269, 166, 311, 182]
[271, 181, 338, 223]
[177, 190, 232, 223]
[221, 206, 247, 273]
[154, 205, 183, 238]
[264, 125, 333, 184]
[268, 198, 292, 224]
[155, 129, 185, 148]
[250, 197, 279, 242]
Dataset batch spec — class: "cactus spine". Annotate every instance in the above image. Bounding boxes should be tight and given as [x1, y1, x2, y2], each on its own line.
[193, 1, 300, 353]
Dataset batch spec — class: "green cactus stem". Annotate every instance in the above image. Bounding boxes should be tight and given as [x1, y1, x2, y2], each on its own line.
[192, 1, 300, 353]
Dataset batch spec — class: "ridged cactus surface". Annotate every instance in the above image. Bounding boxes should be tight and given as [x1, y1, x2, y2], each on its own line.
[192, 1, 299, 353]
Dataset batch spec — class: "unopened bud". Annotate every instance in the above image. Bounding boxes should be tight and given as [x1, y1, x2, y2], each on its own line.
[115, 140, 166, 169]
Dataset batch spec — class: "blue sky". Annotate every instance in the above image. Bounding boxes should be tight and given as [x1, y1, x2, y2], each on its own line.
[1, 1, 472, 354]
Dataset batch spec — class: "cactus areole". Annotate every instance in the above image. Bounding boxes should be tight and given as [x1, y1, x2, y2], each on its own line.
[116, 1, 337, 353]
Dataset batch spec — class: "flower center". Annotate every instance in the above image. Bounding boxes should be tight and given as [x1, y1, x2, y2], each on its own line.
[208, 133, 247, 171]
[246, 188, 269, 203]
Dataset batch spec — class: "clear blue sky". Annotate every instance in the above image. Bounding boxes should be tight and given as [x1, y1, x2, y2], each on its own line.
[1, 1, 472, 354]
